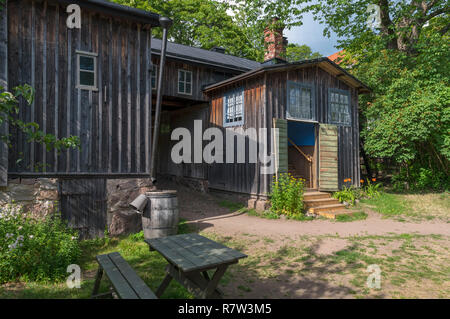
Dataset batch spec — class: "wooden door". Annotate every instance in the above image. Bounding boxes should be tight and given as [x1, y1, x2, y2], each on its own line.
[59, 178, 107, 239]
[319, 124, 338, 191]
[273, 118, 288, 176]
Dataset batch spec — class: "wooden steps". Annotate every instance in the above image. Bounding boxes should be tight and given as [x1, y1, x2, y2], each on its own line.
[303, 190, 351, 219]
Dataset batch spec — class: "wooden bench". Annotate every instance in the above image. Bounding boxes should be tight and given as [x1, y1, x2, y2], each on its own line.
[91, 252, 157, 299]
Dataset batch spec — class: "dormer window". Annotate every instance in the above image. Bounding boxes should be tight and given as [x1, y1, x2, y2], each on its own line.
[178, 69, 192, 95]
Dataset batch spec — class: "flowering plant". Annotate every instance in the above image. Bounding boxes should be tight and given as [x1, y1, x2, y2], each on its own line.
[269, 173, 305, 217]
[0, 204, 81, 283]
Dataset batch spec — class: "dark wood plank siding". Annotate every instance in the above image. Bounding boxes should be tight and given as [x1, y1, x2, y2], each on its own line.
[266, 65, 360, 190]
[151, 57, 238, 103]
[0, 3, 8, 186]
[7, 0, 153, 176]
[205, 64, 360, 195]
[205, 75, 267, 195]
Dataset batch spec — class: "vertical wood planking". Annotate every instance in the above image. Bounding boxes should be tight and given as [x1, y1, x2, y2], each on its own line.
[0, 1, 8, 185]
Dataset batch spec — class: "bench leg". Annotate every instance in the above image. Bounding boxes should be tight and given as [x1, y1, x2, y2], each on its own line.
[156, 268, 173, 298]
[91, 267, 104, 298]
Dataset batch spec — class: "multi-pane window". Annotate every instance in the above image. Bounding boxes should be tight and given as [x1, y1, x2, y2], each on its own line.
[77, 51, 97, 90]
[287, 81, 315, 121]
[223, 89, 244, 127]
[328, 89, 351, 125]
[178, 69, 192, 95]
[151, 65, 158, 89]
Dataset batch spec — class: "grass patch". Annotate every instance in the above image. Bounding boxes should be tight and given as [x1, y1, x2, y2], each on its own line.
[0, 220, 198, 299]
[246, 209, 280, 219]
[360, 192, 409, 218]
[336, 211, 368, 222]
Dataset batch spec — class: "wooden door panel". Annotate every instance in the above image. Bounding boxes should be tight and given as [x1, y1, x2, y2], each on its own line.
[319, 124, 338, 191]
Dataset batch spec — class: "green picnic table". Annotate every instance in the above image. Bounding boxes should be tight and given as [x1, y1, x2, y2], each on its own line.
[145, 233, 247, 299]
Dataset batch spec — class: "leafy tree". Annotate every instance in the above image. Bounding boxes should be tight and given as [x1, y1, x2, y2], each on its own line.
[0, 85, 80, 156]
[285, 43, 322, 62]
[113, 0, 263, 60]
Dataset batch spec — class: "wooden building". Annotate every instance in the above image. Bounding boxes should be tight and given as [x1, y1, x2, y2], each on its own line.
[0, 1, 370, 236]
[158, 23, 370, 199]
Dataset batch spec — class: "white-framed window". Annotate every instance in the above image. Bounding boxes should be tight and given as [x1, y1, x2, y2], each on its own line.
[223, 88, 244, 127]
[287, 81, 315, 121]
[178, 69, 192, 95]
[151, 65, 158, 90]
[328, 88, 351, 125]
[76, 50, 97, 91]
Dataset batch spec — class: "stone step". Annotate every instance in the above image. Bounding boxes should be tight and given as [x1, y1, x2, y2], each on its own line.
[304, 197, 340, 207]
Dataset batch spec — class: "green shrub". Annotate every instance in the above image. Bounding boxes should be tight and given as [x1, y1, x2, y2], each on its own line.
[391, 164, 450, 192]
[333, 185, 360, 206]
[363, 179, 382, 199]
[333, 179, 382, 205]
[269, 173, 305, 218]
[0, 204, 81, 283]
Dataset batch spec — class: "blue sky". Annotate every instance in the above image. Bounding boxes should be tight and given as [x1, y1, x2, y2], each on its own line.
[284, 11, 340, 57]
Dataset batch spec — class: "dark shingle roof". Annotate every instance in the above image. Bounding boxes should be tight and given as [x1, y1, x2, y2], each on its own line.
[151, 38, 261, 72]
[203, 58, 371, 94]
[58, 0, 161, 26]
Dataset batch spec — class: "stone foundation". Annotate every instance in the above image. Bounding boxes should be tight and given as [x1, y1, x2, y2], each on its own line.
[0, 178, 58, 218]
[106, 178, 155, 236]
[0, 177, 155, 237]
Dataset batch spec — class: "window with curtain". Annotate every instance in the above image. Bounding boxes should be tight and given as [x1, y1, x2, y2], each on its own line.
[287, 81, 315, 121]
[328, 89, 351, 125]
[223, 88, 244, 127]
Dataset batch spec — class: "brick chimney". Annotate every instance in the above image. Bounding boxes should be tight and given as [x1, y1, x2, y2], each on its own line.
[264, 18, 287, 64]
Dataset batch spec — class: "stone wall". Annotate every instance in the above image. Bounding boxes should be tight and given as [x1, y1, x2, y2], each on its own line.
[106, 178, 155, 236]
[0, 177, 155, 237]
[0, 178, 58, 218]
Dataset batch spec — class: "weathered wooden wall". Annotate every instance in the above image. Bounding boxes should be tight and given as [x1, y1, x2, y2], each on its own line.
[205, 64, 361, 195]
[7, 0, 153, 176]
[0, 3, 8, 186]
[59, 178, 107, 239]
[206, 75, 269, 195]
[151, 57, 237, 103]
[265, 65, 360, 190]
[158, 105, 209, 180]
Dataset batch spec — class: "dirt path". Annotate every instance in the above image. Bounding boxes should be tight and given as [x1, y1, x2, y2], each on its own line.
[158, 181, 449, 298]
[164, 181, 450, 238]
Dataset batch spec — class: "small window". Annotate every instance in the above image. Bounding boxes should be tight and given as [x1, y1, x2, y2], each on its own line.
[178, 69, 192, 95]
[151, 65, 158, 90]
[223, 88, 244, 127]
[77, 51, 97, 90]
[287, 81, 315, 121]
[328, 89, 351, 125]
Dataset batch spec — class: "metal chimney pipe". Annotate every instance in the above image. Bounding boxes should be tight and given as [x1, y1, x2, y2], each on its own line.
[150, 16, 172, 184]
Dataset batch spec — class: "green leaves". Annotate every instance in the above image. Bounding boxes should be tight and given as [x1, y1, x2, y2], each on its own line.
[0, 84, 80, 155]
[269, 173, 306, 217]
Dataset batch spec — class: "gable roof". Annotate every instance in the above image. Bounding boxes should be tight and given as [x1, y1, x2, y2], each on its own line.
[151, 38, 261, 73]
[328, 50, 345, 64]
[57, 0, 161, 27]
[203, 57, 371, 94]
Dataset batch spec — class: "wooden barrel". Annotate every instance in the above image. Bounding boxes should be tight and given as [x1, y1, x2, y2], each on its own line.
[141, 190, 179, 239]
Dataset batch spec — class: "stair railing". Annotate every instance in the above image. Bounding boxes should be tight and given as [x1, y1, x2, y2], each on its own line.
[288, 138, 313, 188]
